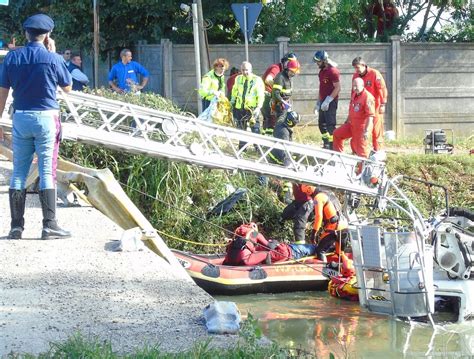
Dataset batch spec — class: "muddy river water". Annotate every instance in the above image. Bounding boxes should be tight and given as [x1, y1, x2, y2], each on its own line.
[217, 291, 474, 358]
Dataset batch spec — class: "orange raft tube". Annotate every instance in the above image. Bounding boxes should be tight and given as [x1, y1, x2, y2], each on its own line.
[172, 249, 329, 295]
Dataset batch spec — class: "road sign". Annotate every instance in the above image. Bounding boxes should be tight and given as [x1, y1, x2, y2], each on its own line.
[0, 0, 9, 5]
[231, 3, 262, 61]
[231, 3, 262, 40]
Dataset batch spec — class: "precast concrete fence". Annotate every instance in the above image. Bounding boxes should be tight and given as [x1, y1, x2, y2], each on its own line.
[83, 37, 474, 138]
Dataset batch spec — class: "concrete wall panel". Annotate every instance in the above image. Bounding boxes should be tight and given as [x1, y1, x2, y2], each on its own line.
[83, 40, 473, 138]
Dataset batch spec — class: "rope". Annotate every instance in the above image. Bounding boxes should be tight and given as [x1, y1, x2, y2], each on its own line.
[119, 180, 345, 276]
[118, 180, 237, 238]
[156, 229, 226, 247]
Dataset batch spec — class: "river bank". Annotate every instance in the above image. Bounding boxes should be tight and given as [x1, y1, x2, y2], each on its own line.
[0, 154, 237, 356]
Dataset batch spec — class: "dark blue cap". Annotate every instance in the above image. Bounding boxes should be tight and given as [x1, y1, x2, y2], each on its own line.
[23, 14, 54, 35]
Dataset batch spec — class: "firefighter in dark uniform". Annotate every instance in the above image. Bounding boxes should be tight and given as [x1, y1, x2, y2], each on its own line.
[270, 59, 300, 167]
[261, 52, 298, 136]
[280, 183, 316, 244]
[271, 59, 300, 127]
[270, 110, 300, 167]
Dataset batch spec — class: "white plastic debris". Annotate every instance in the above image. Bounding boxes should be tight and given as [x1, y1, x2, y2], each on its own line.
[112, 227, 146, 252]
[203, 301, 241, 334]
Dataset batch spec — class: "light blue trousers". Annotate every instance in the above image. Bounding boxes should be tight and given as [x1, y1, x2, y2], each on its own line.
[10, 111, 60, 190]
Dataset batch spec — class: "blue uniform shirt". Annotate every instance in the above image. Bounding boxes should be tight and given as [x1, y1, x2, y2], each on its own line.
[0, 42, 72, 111]
[108, 61, 149, 92]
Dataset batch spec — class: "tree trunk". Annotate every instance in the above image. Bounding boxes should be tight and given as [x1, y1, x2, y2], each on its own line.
[417, 0, 433, 40]
[426, 3, 447, 39]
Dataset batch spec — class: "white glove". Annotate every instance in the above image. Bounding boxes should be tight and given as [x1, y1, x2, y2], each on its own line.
[253, 108, 261, 119]
[320, 96, 334, 111]
[212, 90, 223, 98]
[313, 100, 321, 114]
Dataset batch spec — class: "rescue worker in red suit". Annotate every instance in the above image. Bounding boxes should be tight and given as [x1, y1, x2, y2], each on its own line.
[333, 77, 375, 158]
[313, 50, 341, 150]
[261, 52, 297, 136]
[351, 57, 388, 152]
[280, 183, 316, 244]
[223, 223, 319, 266]
[310, 190, 349, 257]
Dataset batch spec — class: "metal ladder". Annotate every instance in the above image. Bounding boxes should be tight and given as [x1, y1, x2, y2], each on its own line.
[0, 91, 386, 196]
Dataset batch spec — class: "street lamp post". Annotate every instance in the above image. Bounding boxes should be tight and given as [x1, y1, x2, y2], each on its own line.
[93, 0, 99, 88]
[192, 3, 202, 113]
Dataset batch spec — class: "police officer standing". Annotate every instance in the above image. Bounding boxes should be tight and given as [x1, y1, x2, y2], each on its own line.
[0, 14, 73, 240]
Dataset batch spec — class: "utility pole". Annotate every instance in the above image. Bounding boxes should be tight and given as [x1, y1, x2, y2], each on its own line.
[243, 5, 248, 61]
[93, 0, 99, 88]
[192, 3, 202, 114]
[194, 0, 209, 75]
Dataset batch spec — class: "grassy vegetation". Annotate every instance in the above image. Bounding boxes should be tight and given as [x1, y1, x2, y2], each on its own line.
[59, 90, 474, 253]
[9, 316, 311, 359]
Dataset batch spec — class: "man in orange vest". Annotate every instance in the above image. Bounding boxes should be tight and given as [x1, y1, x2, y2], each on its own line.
[351, 57, 388, 152]
[333, 78, 375, 158]
[311, 189, 349, 256]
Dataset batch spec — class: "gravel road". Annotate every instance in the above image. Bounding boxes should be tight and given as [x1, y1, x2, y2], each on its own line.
[0, 155, 236, 356]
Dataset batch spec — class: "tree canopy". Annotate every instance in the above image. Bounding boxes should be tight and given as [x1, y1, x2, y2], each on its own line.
[0, 0, 472, 55]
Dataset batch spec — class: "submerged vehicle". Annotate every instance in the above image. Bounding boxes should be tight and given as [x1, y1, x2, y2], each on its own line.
[350, 175, 474, 324]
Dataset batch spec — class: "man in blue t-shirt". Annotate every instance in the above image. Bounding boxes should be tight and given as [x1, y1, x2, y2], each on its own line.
[108, 49, 149, 93]
[0, 14, 73, 240]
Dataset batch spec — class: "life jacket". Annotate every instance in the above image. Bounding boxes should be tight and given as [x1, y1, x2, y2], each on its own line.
[223, 236, 253, 266]
[323, 191, 343, 226]
[313, 191, 348, 233]
[223, 223, 260, 265]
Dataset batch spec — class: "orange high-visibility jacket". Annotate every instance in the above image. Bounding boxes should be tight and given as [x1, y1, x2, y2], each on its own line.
[313, 192, 348, 234]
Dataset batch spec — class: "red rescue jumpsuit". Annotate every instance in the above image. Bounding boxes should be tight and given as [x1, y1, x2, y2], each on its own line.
[333, 89, 375, 158]
[352, 67, 387, 151]
[222, 223, 294, 265]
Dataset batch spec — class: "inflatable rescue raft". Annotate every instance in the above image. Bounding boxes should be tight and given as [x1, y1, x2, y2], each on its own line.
[172, 249, 329, 295]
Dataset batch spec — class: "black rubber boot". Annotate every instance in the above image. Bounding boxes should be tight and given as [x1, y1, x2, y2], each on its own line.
[8, 189, 26, 239]
[39, 189, 71, 240]
[322, 137, 329, 149]
[265, 252, 272, 265]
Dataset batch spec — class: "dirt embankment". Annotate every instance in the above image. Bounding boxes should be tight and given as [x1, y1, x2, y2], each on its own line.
[0, 155, 236, 356]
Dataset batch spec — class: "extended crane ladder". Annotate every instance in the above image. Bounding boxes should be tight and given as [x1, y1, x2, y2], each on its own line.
[0, 91, 386, 196]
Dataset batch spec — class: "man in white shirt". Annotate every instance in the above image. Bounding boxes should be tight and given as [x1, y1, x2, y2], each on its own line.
[68, 54, 89, 91]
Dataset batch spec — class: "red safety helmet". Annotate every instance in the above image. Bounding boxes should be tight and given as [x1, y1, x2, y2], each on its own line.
[286, 59, 300, 74]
